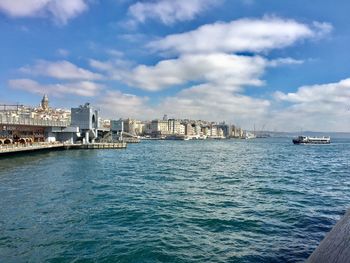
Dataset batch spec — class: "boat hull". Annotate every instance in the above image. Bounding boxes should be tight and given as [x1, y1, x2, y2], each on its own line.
[293, 136, 331, 145]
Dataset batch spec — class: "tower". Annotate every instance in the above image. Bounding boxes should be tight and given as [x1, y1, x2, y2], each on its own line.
[41, 94, 49, 111]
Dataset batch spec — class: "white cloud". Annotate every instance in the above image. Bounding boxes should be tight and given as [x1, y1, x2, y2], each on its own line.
[56, 49, 70, 57]
[159, 83, 271, 124]
[9, 79, 102, 97]
[116, 16, 330, 94]
[96, 84, 270, 126]
[88, 16, 333, 129]
[106, 49, 124, 58]
[312, 21, 333, 38]
[272, 78, 350, 131]
[47, 0, 87, 24]
[0, 0, 50, 17]
[0, 0, 88, 24]
[94, 76, 350, 132]
[268, 57, 304, 67]
[97, 91, 153, 119]
[275, 78, 350, 103]
[91, 53, 272, 123]
[148, 17, 332, 55]
[91, 53, 267, 91]
[20, 60, 103, 80]
[128, 0, 221, 25]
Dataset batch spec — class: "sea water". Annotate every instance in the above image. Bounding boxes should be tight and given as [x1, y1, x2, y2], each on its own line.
[0, 138, 349, 262]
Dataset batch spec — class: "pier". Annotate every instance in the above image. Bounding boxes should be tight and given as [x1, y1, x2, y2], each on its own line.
[0, 142, 127, 156]
[307, 209, 350, 263]
[0, 143, 65, 155]
[122, 138, 141, 143]
[64, 142, 127, 150]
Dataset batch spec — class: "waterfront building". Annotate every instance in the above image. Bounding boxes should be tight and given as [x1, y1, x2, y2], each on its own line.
[1, 95, 247, 142]
[217, 123, 230, 137]
[124, 119, 144, 136]
[0, 113, 74, 144]
[179, 124, 186, 135]
[111, 118, 144, 136]
[144, 122, 152, 135]
[151, 119, 169, 137]
[99, 119, 111, 130]
[185, 123, 195, 136]
[111, 119, 124, 133]
[209, 126, 218, 137]
[134, 120, 142, 135]
[123, 118, 133, 134]
[201, 126, 209, 136]
[138, 122, 145, 135]
[0, 95, 70, 123]
[218, 128, 224, 138]
[238, 128, 244, 138]
[195, 124, 201, 136]
[71, 103, 99, 143]
[168, 119, 175, 134]
[0, 97, 72, 143]
[168, 119, 182, 134]
[132, 120, 144, 135]
[45, 126, 79, 144]
[230, 125, 243, 138]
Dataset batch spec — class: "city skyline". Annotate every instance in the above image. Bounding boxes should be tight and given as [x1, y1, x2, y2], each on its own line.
[0, 0, 350, 132]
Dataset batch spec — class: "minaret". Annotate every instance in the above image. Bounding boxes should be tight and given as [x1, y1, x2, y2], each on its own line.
[41, 94, 49, 111]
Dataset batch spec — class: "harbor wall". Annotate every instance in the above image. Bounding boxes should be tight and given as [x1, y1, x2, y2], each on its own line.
[0, 142, 127, 157]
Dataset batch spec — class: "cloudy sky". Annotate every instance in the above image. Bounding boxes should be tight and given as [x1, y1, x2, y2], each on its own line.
[0, 0, 349, 132]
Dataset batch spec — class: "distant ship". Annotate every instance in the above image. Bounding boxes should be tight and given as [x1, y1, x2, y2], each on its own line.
[292, 136, 331, 144]
[244, 132, 256, 139]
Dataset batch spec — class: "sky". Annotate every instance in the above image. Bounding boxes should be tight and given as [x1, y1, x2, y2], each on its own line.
[0, 0, 350, 132]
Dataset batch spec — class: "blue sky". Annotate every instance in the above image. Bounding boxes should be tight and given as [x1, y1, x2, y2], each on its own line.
[0, 0, 350, 131]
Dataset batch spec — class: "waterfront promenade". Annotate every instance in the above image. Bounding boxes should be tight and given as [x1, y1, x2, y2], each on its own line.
[0, 142, 127, 156]
[0, 143, 65, 155]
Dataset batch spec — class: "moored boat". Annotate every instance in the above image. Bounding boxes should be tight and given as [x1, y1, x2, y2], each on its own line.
[244, 132, 256, 139]
[165, 135, 190, 140]
[292, 136, 331, 144]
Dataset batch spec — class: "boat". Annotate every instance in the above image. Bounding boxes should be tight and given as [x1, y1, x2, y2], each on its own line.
[292, 136, 331, 144]
[244, 132, 256, 139]
[165, 135, 190, 140]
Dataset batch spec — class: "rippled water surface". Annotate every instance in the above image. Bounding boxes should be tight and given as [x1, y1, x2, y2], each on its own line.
[0, 138, 349, 262]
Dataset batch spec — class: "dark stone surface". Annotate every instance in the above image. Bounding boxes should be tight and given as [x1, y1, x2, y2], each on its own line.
[307, 209, 350, 263]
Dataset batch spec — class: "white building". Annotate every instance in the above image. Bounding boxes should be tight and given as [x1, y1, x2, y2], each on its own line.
[151, 119, 169, 136]
[168, 119, 182, 134]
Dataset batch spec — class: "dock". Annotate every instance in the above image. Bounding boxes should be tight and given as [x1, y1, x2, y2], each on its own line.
[64, 142, 127, 149]
[307, 209, 350, 263]
[0, 142, 127, 156]
[122, 138, 140, 143]
[0, 143, 65, 155]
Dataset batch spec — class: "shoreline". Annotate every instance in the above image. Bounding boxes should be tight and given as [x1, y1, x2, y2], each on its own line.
[0, 142, 127, 157]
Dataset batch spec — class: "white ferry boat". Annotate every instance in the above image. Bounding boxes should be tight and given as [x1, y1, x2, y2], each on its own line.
[244, 132, 256, 139]
[292, 136, 331, 144]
